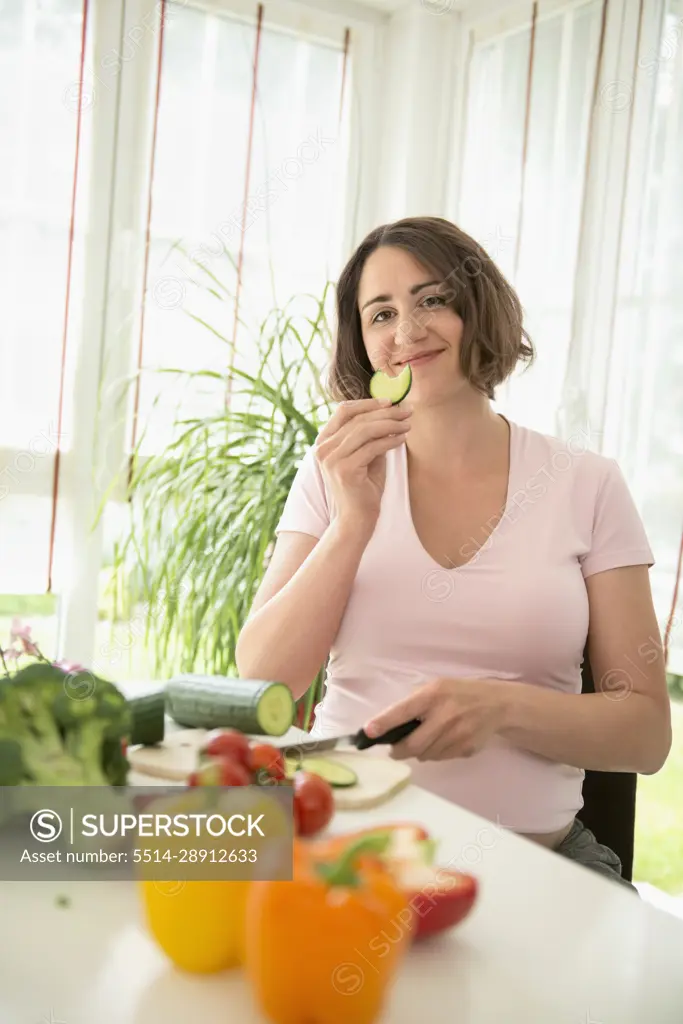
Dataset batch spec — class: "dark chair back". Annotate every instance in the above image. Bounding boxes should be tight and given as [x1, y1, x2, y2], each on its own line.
[576, 652, 637, 881]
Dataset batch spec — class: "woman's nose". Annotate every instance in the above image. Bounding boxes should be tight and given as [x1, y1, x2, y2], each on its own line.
[393, 307, 429, 347]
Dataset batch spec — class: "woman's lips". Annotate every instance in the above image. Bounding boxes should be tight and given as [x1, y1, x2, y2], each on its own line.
[400, 350, 444, 368]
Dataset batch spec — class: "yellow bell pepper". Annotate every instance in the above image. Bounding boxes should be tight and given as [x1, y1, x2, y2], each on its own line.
[137, 786, 291, 973]
[140, 877, 250, 973]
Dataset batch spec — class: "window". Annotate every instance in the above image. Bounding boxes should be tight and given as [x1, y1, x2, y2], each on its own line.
[134, 1, 350, 458]
[0, 0, 92, 608]
[455, 0, 604, 435]
[606, 0, 683, 671]
[453, 0, 683, 670]
[0, 0, 367, 670]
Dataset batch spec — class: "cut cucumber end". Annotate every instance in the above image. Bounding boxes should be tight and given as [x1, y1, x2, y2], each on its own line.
[285, 756, 358, 788]
[255, 683, 295, 737]
[369, 364, 412, 405]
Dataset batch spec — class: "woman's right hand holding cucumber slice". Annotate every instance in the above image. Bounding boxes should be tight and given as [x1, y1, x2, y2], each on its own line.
[314, 398, 412, 528]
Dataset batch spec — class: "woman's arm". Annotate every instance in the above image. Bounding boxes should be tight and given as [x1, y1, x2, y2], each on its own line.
[235, 519, 374, 700]
[498, 564, 672, 774]
[364, 565, 672, 775]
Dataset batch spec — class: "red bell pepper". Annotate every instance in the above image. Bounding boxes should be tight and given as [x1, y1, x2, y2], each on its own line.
[300, 823, 478, 940]
[392, 858, 478, 938]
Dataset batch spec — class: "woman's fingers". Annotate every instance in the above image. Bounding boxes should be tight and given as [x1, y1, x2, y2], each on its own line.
[390, 716, 446, 761]
[315, 399, 390, 445]
[346, 433, 409, 469]
[326, 414, 411, 463]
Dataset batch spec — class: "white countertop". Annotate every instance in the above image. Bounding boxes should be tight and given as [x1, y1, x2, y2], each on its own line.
[1, 776, 682, 1022]
[2, 679, 681, 1022]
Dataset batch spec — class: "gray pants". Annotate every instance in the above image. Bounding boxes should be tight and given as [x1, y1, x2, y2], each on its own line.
[555, 818, 639, 893]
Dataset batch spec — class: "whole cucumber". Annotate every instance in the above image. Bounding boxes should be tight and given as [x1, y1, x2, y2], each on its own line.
[165, 675, 295, 736]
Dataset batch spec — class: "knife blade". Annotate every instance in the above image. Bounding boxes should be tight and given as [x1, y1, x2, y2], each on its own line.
[276, 718, 421, 757]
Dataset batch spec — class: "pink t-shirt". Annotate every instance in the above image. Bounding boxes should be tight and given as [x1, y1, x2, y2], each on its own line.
[275, 418, 655, 834]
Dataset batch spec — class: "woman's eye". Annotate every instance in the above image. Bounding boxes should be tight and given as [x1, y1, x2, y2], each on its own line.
[422, 294, 446, 308]
[372, 309, 393, 324]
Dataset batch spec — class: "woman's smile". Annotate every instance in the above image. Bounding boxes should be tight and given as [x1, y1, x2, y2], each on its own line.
[400, 348, 445, 369]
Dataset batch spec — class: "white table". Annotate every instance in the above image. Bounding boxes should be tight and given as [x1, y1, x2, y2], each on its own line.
[1, 680, 682, 1022]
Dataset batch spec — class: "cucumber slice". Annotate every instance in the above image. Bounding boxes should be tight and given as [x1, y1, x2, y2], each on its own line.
[285, 756, 358, 788]
[369, 363, 412, 405]
[166, 675, 295, 736]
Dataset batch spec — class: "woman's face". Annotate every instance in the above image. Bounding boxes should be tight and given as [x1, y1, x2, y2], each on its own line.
[357, 245, 465, 402]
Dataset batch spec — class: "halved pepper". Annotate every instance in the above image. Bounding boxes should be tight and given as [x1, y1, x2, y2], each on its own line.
[299, 823, 478, 941]
[244, 832, 414, 1024]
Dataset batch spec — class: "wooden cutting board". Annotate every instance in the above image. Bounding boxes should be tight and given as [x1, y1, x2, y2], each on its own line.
[128, 730, 412, 810]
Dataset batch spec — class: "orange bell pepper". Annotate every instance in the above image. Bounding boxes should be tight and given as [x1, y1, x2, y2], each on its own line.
[244, 832, 414, 1024]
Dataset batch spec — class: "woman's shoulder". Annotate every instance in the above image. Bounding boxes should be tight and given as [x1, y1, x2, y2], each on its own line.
[510, 418, 618, 485]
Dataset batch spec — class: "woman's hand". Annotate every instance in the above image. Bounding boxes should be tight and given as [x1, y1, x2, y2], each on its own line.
[314, 398, 412, 528]
[363, 678, 509, 762]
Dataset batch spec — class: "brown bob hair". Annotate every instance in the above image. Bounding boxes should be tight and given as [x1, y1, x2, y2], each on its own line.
[326, 216, 534, 402]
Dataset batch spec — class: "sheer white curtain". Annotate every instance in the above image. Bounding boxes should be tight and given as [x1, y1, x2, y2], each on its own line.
[604, 0, 683, 670]
[135, 2, 349, 458]
[454, 0, 683, 672]
[456, 0, 604, 436]
[0, 0, 92, 599]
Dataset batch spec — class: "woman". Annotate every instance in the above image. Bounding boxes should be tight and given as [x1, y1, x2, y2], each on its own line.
[236, 216, 672, 889]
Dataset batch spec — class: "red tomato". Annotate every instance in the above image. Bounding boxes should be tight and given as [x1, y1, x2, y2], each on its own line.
[248, 743, 286, 783]
[292, 772, 334, 837]
[202, 729, 251, 766]
[197, 758, 251, 787]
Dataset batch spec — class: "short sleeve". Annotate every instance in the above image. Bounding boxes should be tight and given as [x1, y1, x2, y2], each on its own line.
[275, 445, 331, 539]
[580, 458, 654, 579]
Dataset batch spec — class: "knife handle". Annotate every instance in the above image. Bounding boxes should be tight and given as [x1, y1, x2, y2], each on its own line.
[354, 718, 421, 750]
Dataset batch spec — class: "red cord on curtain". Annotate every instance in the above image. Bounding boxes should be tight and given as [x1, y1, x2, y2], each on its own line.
[560, 0, 609, 428]
[664, 528, 683, 670]
[227, 2, 265, 406]
[598, 0, 645, 444]
[512, 1, 537, 281]
[339, 28, 351, 128]
[127, 0, 168, 493]
[47, 0, 90, 593]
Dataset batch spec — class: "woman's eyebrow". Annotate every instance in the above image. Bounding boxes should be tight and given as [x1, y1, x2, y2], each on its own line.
[360, 280, 442, 312]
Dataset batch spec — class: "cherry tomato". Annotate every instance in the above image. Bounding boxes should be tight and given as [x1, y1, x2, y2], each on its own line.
[202, 729, 251, 767]
[196, 757, 251, 787]
[292, 771, 334, 837]
[248, 743, 286, 784]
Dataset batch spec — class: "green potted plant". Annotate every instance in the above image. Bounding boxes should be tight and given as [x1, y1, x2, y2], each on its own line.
[105, 269, 340, 729]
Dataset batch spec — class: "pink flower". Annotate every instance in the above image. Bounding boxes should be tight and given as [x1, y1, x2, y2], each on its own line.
[1, 646, 20, 664]
[10, 617, 32, 642]
[52, 659, 85, 674]
[9, 618, 41, 657]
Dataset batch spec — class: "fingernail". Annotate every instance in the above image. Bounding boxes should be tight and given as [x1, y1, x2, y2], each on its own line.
[378, 398, 392, 407]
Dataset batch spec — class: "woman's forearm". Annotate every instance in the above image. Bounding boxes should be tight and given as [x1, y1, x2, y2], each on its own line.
[498, 682, 671, 775]
[235, 519, 373, 700]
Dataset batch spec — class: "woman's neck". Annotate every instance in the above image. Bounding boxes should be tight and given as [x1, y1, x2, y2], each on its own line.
[404, 387, 507, 476]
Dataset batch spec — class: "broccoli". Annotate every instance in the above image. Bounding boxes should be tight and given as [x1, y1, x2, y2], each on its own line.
[0, 664, 132, 787]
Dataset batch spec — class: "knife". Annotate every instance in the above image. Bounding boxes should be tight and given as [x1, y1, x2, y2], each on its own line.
[276, 718, 422, 756]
